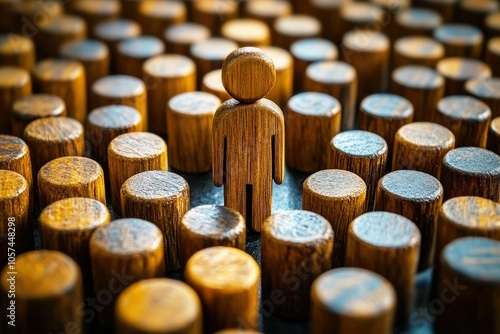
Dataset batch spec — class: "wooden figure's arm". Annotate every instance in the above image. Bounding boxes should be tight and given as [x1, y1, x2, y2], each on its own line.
[212, 117, 226, 187]
[273, 120, 285, 184]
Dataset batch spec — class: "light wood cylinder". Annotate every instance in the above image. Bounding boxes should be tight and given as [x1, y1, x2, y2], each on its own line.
[487, 116, 500, 155]
[245, 0, 292, 33]
[486, 37, 500, 77]
[434, 24, 483, 58]
[116, 36, 165, 79]
[393, 36, 444, 70]
[466, 77, 500, 118]
[202, 69, 232, 102]
[71, 0, 121, 38]
[164, 22, 210, 55]
[394, 8, 442, 38]
[138, 0, 186, 39]
[221, 19, 270, 47]
[37, 15, 87, 59]
[192, 0, 239, 35]
[436, 57, 492, 96]
[0, 66, 31, 135]
[260, 46, 294, 109]
[0, 34, 35, 70]
[273, 15, 321, 50]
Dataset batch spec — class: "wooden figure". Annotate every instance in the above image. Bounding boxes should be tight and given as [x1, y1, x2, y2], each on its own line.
[213, 47, 285, 231]
[202, 69, 232, 102]
[436, 57, 491, 96]
[340, 2, 383, 35]
[192, 0, 239, 35]
[466, 77, 500, 118]
[138, 0, 186, 39]
[273, 15, 321, 50]
[393, 36, 444, 69]
[311, 268, 396, 334]
[394, 8, 442, 38]
[487, 117, 500, 155]
[116, 36, 165, 79]
[245, 0, 292, 32]
[0, 66, 31, 135]
[37, 15, 87, 59]
[260, 46, 294, 108]
[115, 278, 202, 334]
[71, 0, 120, 38]
[0, 34, 35, 70]
[221, 19, 270, 47]
[486, 37, 500, 77]
[434, 24, 483, 58]
[164, 22, 211, 55]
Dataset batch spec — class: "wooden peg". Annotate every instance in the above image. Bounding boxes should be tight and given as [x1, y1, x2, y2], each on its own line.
[116, 36, 165, 79]
[167, 91, 220, 173]
[143, 54, 196, 135]
[192, 0, 239, 35]
[391, 65, 445, 122]
[434, 24, 483, 59]
[0, 251, 82, 334]
[304, 61, 357, 130]
[179, 205, 246, 269]
[371, 0, 412, 41]
[358, 93, 414, 169]
[487, 116, 500, 154]
[222, 19, 270, 48]
[24, 117, 85, 176]
[0, 66, 31, 135]
[90, 218, 166, 329]
[108, 132, 168, 215]
[340, 2, 383, 35]
[0, 34, 35, 70]
[213, 47, 284, 231]
[11, 0, 63, 34]
[71, 0, 120, 38]
[32, 59, 87, 123]
[329, 130, 388, 212]
[115, 278, 202, 334]
[261, 210, 333, 319]
[345, 211, 421, 324]
[38, 156, 106, 209]
[458, 0, 498, 32]
[37, 15, 87, 59]
[202, 69, 232, 102]
[486, 37, 500, 77]
[436, 57, 491, 96]
[286, 92, 341, 173]
[91, 75, 148, 129]
[435, 95, 491, 148]
[417, 0, 458, 23]
[260, 46, 294, 108]
[434, 237, 500, 334]
[311, 268, 396, 334]
[394, 8, 442, 39]
[302, 169, 367, 267]
[274, 15, 321, 50]
[309, 0, 347, 44]
[184, 246, 260, 332]
[164, 22, 210, 55]
[244, 0, 292, 32]
[138, 0, 186, 39]
[441, 147, 500, 202]
[393, 36, 444, 70]
[393, 122, 455, 178]
[485, 12, 500, 41]
[465, 77, 500, 118]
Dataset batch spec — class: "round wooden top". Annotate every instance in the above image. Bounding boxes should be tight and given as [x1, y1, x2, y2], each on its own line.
[60, 39, 109, 61]
[92, 75, 145, 98]
[39, 198, 110, 232]
[350, 211, 421, 248]
[0, 34, 33, 54]
[488, 37, 500, 55]
[12, 94, 65, 120]
[0, 66, 30, 88]
[437, 95, 491, 121]
[38, 156, 103, 186]
[168, 91, 221, 116]
[121, 171, 189, 200]
[341, 2, 383, 23]
[139, 0, 186, 19]
[486, 12, 500, 31]
[443, 147, 500, 175]
[186, 246, 259, 290]
[0, 169, 27, 200]
[440, 196, 500, 230]
[396, 122, 455, 149]
[304, 169, 366, 200]
[260, 46, 292, 70]
[379, 170, 443, 201]
[290, 38, 338, 62]
[94, 19, 142, 42]
[32, 59, 84, 81]
[437, 57, 491, 80]
[263, 210, 333, 244]
[246, 0, 291, 18]
[312, 268, 396, 317]
[41, 14, 86, 35]
[394, 36, 444, 59]
[396, 8, 442, 29]
[306, 61, 356, 84]
[288, 92, 341, 117]
[0, 135, 29, 163]
[88, 105, 142, 129]
[392, 65, 444, 89]
[194, 0, 238, 14]
[274, 15, 321, 37]
[434, 24, 483, 46]
[492, 117, 500, 134]
[108, 132, 166, 160]
[443, 237, 500, 283]
[24, 117, 83, 143]
[460, 0, 498, 12]
[118, 35, 165, 59]
[182, 205, 245, 238]
[165, 22, 210, 44]
[221, 19, 270, 45]
[222, 47, 276, 102]
[116, 279, 201, 333]
[203, 69, 227, 94]
[361, 94, 413, 119]
[466, 77, 500, 99]
[73, 0, 120, 16]
[143, 54, 195, 78]
[190, 37, 238, 60]
[332, 130, 388, 158]
[90, 218, 163, 256]
[1, 250, 79, 299]
[342, 30, 389, 52]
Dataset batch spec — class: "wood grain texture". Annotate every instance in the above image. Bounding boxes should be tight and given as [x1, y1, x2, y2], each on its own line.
[394, 8, 442, 38]
[433, 24, 483, 58]
[179, 205, 246, 269]
[71, 0, 120, 38]
[436, 57, 492, 96]
[345, 211, 421, 324]
[245, 0, 291, 32]
[164, 22, 210, 55]
[116, 36, 165, 78]
[440, 147, 500, 201]
[0, 250, 83, 334]
[302, 169, 367, 267]
[260, 46, 294, 109]
[202, 69, 232, 102]
[487, 117, 500, 155]
[486, 37, 500, 77]
[465, 77, 500, 118]
[222, 19, 270, 47]
[192, 0, 239, 35]
[108, 132, 168, 215]
[0, 66, 31, 135]
[0, 34, 35, 70]
[311, 268, 396, 334]
[393, 36, 444, 70]
[392, 122, 455, 179]
[273, 15, 321, 50]
[184, 246, 260, 333]
[37, 15, 87, 59]
[138, 0, 186, 39]
[90, 219, 166, 329]
[115, 278, 202, 334]
[261, 210, 333, 319]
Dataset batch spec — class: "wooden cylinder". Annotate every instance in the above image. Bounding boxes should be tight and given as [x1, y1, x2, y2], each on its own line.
[358, 93, 414, 169]
[37, 15, 87, 59]
[260, 46, 293, 109]
[273, 15, 321, 50]
[38, 156, 106, 209]
[311, 268, 396, 334]
[115, 278, 202, 334]
[302, 169, 367, 268]
[329, 130, 388, 212]
[164, 22, 210, 55]
[391, 66, 445, 122]
[486, 37, 500, 77]
[441, 147, 500, 202]
[466, 77, 500, 118]
[10, 0, 63, 34]
[0, 34, 35, 70]
[304, 61, 357, 130]
[90, 218, 166, 329]
[0, 251, 82, 334]
[262, 210, 333, 319]
[108, 132, 168, 215]
[346, 211, 421, 324]
[121, 171, 190, 272]
[245, 0, 291, 33]
[286, 92, 341, 173]
[393, 122, 455, 178]
[435, 95, 491, 148]
[458, 0, 498, 32]
[372, 0, 412, 42]
[0, 66, 31, 135]
[417, 0, 458, 23]
[192, 0, 239, 35]
[221, 19, 270, 47]
[167, 91, 220, 173]
[434, 24, 483, 58]
[485, 12, 500, 40]
[143, 54, 196, 135]
[32, 59, 87, 123]
[487, 116, 500, 155]
[340, 2, 383, 35]
[71, 0, 121, 38]
[116, 36, 165, 79]
[24, 117, 85, 176]
[184, 246, 260, 333]
[202, 69, 232, 102]
[138, 0, 186, 39]
[179, 205, 245, 269]
[394, 8, 442, 39]
[393, 36, 444, 69]
[437, 57, 492, 96]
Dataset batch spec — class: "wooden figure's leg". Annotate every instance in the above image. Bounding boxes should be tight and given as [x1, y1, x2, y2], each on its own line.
[250, 181, 273, 232]
[224, 181, 248, 227]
